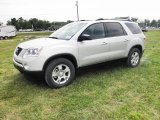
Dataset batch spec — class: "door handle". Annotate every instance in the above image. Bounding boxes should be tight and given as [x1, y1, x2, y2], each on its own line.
[101, 42, 108, 45]
[124, 39, 129, 42]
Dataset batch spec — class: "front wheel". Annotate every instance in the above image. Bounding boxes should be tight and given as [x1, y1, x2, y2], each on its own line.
[127, 48, 141, 67]
[0, 37, 3, 40]
[45, 58, 75, 88]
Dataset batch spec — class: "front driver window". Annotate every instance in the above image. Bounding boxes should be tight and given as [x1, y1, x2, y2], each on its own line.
[82, 23, 105, 40]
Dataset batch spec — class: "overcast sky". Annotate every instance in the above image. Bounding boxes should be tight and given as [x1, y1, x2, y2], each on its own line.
[0, 0, 160, 24]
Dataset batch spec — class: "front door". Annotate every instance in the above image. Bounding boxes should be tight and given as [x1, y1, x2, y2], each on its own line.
[78, 23, 110, 66]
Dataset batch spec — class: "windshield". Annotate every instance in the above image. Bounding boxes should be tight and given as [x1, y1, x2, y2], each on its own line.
[49, 22, 87, 40]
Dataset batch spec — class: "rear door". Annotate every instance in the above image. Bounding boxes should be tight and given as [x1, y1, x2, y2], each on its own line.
[104, 22, 130, 59]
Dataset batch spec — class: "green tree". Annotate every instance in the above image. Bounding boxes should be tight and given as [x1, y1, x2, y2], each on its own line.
[7, 17, 68, 30]
[131, 17, 138, 22]
[7, 18, 20, 30]
[157, 19, 160, 27]
[144, 19, 150, 27]
[18, 17, 24, 29]
[150, 20, 157, 27]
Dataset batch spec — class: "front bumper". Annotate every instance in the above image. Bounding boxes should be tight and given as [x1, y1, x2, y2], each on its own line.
[13, 58, 23, 68]
[13, 59, 43, 75]
[13, 45, 48, 72]
[13, 58, 35, 72]
[13, 59, 25, 72]
[13, 54, 45, 72]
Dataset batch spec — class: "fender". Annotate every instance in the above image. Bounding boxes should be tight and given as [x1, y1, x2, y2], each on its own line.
[43, 53, 78, 71]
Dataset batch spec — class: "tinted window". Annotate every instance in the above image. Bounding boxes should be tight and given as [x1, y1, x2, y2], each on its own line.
[105, 22, 127, 37]
[125, 23, 142, 34]
[82, 23, 105, 40]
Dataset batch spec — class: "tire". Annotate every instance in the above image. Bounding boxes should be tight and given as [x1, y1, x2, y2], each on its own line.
[45, 58, 75, 88]
[0, 37, 3, 40]
[18, 70, 24, 74]
[127, 48, 141, 67]
[4, 36, 8, 40]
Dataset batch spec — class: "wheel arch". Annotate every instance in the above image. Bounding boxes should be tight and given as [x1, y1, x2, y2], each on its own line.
[43, 53, 78, 71]
[129, 44, 143, 57]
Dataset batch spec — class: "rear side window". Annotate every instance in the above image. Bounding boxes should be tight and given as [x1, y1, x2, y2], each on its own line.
[125, 23, 142, 34]
[82, 23, 105, 40]
[105, 22, 127, 37]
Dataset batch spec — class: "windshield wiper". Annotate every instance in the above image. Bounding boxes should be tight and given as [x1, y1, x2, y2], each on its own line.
[49, 36, 59, 39]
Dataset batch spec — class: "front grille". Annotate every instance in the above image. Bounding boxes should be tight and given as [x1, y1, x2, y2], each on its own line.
[15, 47, 22, 56]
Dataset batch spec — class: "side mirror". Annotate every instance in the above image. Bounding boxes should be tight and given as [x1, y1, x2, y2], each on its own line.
[78, 34, 92, 41]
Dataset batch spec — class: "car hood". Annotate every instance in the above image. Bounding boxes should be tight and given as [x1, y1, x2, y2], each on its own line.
[18, 38, 67, 49]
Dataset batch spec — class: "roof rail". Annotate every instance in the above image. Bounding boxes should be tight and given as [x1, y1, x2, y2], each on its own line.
[96, 18, 105, 20]
[96, 17, 132, 21]
[80, 20, 90, 21]
[114, 17, 132, 21]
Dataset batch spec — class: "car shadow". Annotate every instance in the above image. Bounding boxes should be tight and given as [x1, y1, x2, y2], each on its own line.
[76, 59, 127, 77]
[22, 72, 47, 87]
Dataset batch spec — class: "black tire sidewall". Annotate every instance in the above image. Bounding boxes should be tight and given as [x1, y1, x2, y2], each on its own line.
[127, 48, 141, 67]
[45, 58, 75, 88]
[5, 36, 8, 40]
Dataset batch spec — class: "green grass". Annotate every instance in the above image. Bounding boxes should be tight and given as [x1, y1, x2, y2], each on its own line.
[0, 31, 160, 120]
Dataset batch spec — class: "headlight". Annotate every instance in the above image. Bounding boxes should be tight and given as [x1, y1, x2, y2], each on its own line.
[23, 47, 43, 58]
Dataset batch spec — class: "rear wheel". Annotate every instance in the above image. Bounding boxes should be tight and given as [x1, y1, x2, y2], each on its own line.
[127, 48, 141, 67]
[45, 58, 75, 88]
[18, 69, 24, 74]
[0, 37, 3, 40]
[4, 36, 8, 40]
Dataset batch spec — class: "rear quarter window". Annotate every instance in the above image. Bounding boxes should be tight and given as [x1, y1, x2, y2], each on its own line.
[125, 23, 142, 34]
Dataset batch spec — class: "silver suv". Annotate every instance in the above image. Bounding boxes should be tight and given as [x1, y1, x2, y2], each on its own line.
[13, 20, 145, 88]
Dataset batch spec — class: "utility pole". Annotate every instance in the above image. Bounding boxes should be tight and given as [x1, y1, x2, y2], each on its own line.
[75, 1, 79, 21]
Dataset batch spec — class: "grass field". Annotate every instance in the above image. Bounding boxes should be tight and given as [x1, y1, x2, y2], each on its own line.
[0, 31, 160, 120]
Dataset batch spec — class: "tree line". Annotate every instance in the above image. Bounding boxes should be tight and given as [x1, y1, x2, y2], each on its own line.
[7, 17, 73, 31]
[131, 18, 160, 28]
[6, 17, 160, 31]
[144, 19, 160, 27]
